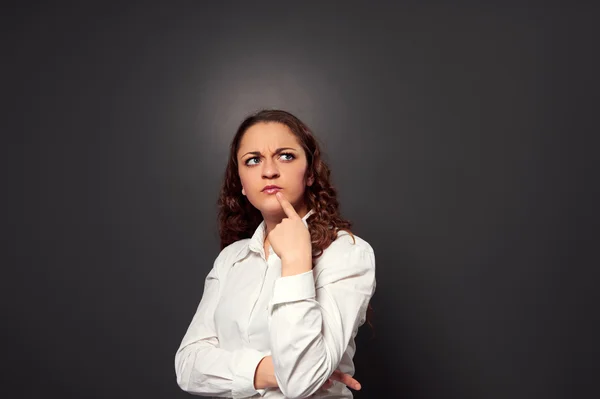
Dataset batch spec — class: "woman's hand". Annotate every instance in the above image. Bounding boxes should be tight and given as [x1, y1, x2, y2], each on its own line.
[268, 192, 312, 273]
[254, 356, 277, 389]
[254, 356, 361, 392]
[321, 370, 362, 392]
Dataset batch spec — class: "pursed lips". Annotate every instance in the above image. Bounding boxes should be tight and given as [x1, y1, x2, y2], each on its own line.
[262, 185, 282, 193]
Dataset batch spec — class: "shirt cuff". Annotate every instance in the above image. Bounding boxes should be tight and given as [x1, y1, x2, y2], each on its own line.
[231, 348, 268, 398]
[270, 270, 315, 308]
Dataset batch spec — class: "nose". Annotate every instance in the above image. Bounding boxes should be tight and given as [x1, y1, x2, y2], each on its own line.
[261, 158, 280, 179]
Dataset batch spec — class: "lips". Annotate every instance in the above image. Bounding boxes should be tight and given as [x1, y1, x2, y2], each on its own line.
[262, 185, 282, 194]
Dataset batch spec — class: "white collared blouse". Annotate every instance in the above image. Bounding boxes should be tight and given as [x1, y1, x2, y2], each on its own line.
[175, 210, 376, 398]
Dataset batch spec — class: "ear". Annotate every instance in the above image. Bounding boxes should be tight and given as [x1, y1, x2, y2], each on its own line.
[242, 187, 246, 196]
[307, 175, 314, 187]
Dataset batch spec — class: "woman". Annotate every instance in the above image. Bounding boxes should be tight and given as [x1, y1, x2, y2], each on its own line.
[175, 110, 376, 398]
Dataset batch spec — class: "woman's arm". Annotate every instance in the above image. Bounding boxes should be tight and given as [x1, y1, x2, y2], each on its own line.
[174, 248, 269, 399]
[267, 239, 376, 399]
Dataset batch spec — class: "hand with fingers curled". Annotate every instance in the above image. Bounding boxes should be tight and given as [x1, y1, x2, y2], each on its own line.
[267, 192, 313, 275]
[254, 356, 361, 393]
[321, 369, 362, 392]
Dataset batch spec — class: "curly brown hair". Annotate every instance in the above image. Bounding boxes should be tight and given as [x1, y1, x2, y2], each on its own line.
[216, 109, 373, 327]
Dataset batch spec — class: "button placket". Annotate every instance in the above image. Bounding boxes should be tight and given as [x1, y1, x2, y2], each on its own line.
[246, 254, 269, 342]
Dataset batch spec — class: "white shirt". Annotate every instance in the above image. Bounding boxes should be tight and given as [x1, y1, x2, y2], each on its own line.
[174, 209, 376, 398]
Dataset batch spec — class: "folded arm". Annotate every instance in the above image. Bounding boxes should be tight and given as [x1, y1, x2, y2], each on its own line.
[174, 251, 268, 398]
[268, 241, 376, 399]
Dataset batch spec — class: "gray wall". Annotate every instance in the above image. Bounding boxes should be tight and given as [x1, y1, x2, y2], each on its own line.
[4, 2, 598, 399]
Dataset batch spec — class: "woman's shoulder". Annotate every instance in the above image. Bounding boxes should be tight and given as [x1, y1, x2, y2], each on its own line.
[313, 230, 375, 269]
[328, 229, 374, 255]
[313, 230, 376, 288]
[213, 238, 251, 269]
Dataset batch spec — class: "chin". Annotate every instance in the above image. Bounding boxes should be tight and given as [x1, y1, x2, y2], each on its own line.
[258, 201, 284, 215]
[251, 197, 285, 214]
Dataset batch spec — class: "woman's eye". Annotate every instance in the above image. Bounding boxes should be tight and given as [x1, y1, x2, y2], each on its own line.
[245, 153, 294, 166]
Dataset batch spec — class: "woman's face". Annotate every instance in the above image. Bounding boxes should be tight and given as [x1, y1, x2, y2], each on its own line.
[237, 122, 313, 218]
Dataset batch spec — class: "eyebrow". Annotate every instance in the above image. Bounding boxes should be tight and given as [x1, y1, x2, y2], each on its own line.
[240, 147, 298, 159]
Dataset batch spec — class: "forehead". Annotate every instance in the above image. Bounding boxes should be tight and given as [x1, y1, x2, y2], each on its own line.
[238, 122, 300, 153]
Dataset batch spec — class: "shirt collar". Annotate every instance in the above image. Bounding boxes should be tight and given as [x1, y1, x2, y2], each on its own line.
[247, 209, 315, 254]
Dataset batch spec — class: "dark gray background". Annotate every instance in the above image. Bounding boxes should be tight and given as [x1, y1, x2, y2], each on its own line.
[3, 2, 598, 399]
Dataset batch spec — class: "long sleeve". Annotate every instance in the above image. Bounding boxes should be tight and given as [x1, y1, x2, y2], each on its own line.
[267, 240, 376, 399]
[174, 251, 268, 398]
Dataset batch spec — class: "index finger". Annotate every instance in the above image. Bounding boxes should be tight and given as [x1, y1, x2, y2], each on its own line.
[275, 192, 299, 219]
